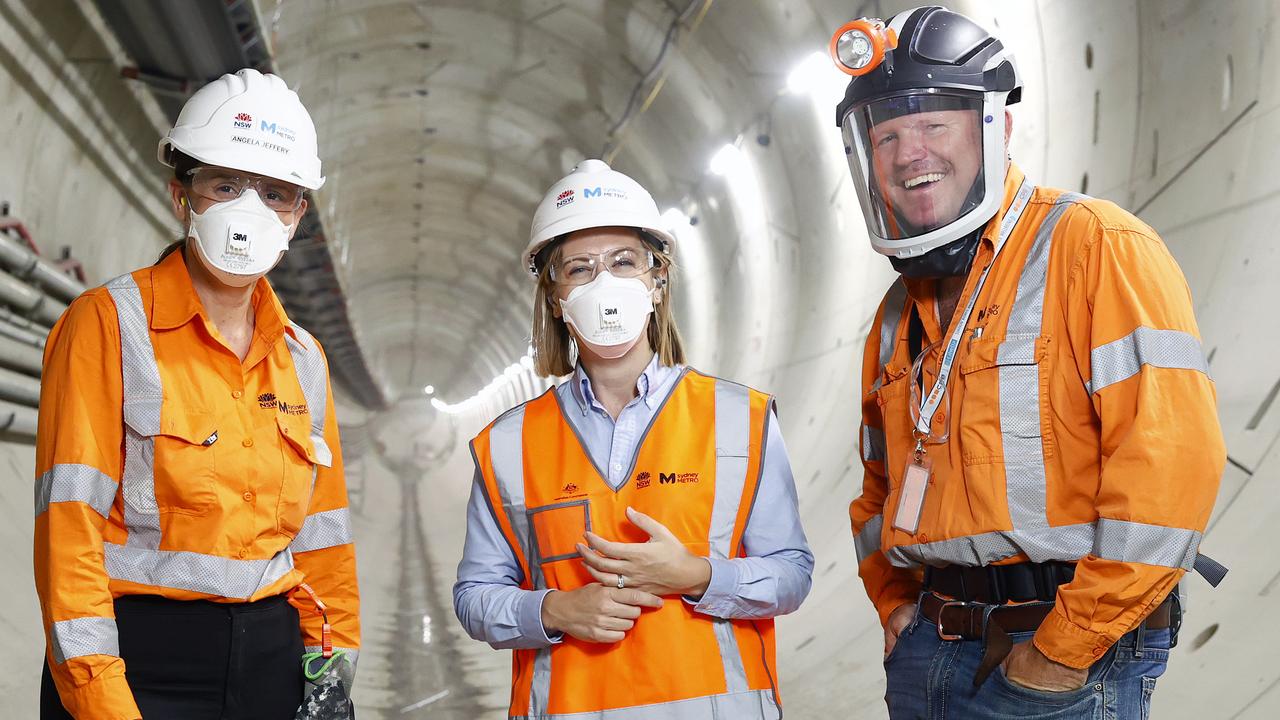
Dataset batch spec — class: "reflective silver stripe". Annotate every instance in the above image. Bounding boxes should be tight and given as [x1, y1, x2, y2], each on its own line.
[878, 279, 908, 372]
[104, 542, 295, 599]
[106, 274, 163, 550]
[35, 464, 117, 518]
[105, 274, 162, 435]
[711, 379, 751, 695]
[998, 193, 1080, 563]
[1087, 327, 1209, 394]
[292, 507, 354, 553]
[853, 514, 883, 563]
[485, 405, 549, 717]
[887, 523, 1095, 567]
[285, 324, 333, 467]
[51, 617, 119, 664]
[861, 424, 885, 463]
[1094, 518, 1200, 569]
[509, 689, 779, 719]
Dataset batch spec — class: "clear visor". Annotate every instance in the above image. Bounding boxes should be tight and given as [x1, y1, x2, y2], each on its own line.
[841, 92, 987, 241]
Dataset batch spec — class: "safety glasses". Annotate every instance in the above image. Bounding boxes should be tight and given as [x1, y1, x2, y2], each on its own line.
[185, 166, 305, 212]
[548, 246, 658, 286]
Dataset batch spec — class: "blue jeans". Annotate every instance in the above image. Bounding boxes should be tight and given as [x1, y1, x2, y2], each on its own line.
[884, 603, 1171, 719]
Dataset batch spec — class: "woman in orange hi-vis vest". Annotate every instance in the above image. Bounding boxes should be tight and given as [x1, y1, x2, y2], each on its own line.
[453, 159, 814, 719]
[34, 69, 359, 720]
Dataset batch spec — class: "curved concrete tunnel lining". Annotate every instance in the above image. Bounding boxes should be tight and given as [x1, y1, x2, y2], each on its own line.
[3, 0, 1280, 718]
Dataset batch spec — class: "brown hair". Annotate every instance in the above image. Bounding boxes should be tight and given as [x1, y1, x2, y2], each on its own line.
[531, 231, 685, 377]
[156, 151, 202, 264]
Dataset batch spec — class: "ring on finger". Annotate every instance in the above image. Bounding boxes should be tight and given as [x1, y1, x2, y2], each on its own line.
[616, 573, 626, 589]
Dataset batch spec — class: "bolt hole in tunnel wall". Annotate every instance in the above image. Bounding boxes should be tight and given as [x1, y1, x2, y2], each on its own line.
[3, 0, 1280, 718]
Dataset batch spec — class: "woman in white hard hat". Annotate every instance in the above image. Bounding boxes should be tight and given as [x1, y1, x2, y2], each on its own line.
[454, 159, 814, 718]
[35, 68, 359, 720]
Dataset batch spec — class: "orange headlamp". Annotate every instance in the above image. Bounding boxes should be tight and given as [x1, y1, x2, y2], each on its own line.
[829, 18, 898, 76]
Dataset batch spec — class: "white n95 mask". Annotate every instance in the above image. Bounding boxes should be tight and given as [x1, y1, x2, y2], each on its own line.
[559, 270, 655, 359]
[187, 190, 294, 287]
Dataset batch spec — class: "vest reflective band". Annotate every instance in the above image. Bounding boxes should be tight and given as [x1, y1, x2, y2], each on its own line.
[472, 370, 781, 719]
[97, 272, 333, 598]
[874, 192, 1213, 573]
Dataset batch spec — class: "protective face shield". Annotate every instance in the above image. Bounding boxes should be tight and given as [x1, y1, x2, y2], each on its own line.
[186, 189, 295, 287]
[841, 90, 1005, 259]
[558, 270, 656, 359]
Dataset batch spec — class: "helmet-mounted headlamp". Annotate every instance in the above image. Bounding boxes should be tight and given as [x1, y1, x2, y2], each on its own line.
[829, 19, 897, 76]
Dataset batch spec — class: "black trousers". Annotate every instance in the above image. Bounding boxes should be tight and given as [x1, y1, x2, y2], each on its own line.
[41, 594, 304, 720]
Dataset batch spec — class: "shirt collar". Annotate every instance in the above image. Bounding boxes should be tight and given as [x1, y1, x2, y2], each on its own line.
[148, 248, 289, 346]
[571, 353, 667, 415]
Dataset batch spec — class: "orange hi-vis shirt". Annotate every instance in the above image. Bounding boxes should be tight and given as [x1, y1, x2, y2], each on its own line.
[472, 370, 781, 718]
[851, 164, 1225, 669]
[34, 250, 360, 720]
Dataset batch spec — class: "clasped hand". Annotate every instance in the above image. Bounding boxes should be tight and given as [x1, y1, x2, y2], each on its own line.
[539, 507, 712, 645]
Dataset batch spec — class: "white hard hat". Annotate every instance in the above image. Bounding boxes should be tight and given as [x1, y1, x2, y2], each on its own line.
[524, 159, 674, 276]
[158, 68, 325, 190]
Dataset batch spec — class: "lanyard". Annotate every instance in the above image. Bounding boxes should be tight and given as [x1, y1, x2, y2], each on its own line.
[913, 180, 1034, 438]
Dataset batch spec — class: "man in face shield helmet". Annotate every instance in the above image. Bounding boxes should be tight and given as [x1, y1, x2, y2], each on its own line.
[835, 7, 1227, 718]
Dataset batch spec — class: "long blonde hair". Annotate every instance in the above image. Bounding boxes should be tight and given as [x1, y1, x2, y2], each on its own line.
[531, 231, 685, 377]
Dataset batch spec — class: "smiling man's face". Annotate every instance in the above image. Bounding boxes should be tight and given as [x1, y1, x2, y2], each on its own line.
[869, 109, 983, 233]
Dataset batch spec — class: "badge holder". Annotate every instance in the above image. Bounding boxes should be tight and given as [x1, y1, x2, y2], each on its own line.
[893, 342, 949, 535]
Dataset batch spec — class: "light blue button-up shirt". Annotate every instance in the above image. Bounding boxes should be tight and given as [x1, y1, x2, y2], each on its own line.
[453, 357, 814, 649]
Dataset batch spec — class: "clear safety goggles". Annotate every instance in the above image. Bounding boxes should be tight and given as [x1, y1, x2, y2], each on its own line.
[548, 246, 658, 287]
[185, 166, 305, 212]
[841, 91, 986, 242]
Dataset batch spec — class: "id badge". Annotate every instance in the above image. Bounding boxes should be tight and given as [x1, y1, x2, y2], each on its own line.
[892, 454, 931, 534]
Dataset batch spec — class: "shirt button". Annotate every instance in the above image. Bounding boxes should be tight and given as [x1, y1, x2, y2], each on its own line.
[935, 411, 946, 423]
[242, 491, 253, 502]
[612, 464, 622, 472]
[1093, 647, 1105, 657]
[918, 533, 929, 542]
[242, 438, 254, 448]
[232, 390, 243, 399]
[237, 548, 248, 559]
[282, 427, 290, 435]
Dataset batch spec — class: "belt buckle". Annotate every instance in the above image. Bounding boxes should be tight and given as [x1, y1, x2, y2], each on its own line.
[936, 600, 969, 641]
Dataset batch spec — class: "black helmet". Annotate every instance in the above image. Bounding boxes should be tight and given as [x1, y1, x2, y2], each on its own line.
[832, 6, 1021, 261]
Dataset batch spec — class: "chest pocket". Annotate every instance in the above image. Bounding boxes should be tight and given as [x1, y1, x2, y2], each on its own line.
[131, 407, 218, 516]
[527, 499, 594, 590]
[277, 413, 318, 537]
[957, 334, 1054, 465]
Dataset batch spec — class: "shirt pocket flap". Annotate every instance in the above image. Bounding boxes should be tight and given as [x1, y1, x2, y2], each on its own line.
[528, 500, 591, 564]
[130, 406, 216, 445]
[960, 333, 1046, 374]
[276, 414, 318, 464]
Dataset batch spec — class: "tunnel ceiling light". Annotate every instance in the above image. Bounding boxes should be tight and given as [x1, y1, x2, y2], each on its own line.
[423, 385, 435, 395]
[661, 208, 689, 229]
[787, 52, 834, 94]
[709, 143, 745, 176]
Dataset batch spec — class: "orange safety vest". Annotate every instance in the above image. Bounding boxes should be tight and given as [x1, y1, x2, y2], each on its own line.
[472, 369, 781, 719]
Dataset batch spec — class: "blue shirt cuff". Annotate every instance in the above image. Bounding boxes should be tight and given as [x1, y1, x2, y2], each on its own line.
[524, 589, 564, 645]
[686, 558, 739, 618]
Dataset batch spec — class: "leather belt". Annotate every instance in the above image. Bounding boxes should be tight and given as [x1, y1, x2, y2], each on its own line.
[920, 591, 1173, 641]
[918, 592, 1174, 687]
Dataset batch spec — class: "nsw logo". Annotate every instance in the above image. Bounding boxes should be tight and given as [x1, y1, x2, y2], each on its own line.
[634, 471, 651, 489]
[233, 112, 253, 129]
[556, 189, 574, 208]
